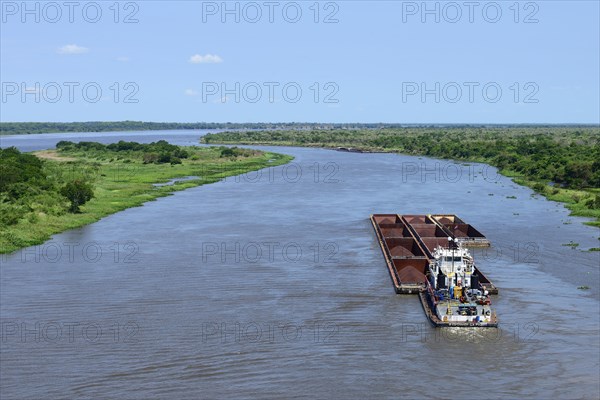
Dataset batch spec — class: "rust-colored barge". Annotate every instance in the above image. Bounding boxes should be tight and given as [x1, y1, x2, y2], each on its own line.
[371, 213, 498, 327]
[429, 214, 490, 248]
[371, 214, 497, 295]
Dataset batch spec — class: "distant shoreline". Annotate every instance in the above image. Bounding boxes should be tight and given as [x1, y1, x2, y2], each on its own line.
[2, 121, 599, 136]
[201, 128, 600, 228]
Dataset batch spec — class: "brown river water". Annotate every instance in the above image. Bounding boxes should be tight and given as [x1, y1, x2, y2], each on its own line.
[1, 131, 599, 399]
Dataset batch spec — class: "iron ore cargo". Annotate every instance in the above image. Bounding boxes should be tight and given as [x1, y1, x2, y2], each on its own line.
[371, 214, 498, 327]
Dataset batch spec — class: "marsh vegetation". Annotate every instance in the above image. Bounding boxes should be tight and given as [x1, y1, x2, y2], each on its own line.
[0, 141, 292, 253]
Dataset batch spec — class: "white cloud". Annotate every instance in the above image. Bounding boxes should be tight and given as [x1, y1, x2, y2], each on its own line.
[189, 54, 223, 64]
[116, 56, 130, 62]
[184, 89, 199, 96]
[57, 44, 89, 55]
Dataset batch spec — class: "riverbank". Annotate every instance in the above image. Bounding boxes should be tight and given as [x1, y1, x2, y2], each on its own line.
[201, 128, 600, 227]
[0, 143, 293, 254]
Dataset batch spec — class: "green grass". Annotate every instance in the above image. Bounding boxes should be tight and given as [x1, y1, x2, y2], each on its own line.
[512, 177, 600, 227]
[0, 146, 293, 254]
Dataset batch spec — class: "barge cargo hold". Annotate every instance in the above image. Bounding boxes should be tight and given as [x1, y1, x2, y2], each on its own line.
[371, 214, 498, 294]
[371, 214, 499, 327]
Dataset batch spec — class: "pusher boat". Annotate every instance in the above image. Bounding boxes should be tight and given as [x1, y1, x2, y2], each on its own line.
[420, 238, 498, 327]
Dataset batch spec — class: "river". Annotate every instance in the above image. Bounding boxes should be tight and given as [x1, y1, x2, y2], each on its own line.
[1, 130, 599, 399]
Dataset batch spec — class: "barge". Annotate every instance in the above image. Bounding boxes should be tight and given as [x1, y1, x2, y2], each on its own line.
[430, 214, 491, 248]
[371, 214, 498, 327]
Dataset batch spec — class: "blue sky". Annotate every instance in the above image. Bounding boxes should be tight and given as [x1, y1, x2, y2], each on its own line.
[1, 0, 599, 123]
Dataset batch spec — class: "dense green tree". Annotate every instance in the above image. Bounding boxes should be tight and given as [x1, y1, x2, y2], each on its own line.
[60, 180, 94, 213]
[0, 147, 47, 198]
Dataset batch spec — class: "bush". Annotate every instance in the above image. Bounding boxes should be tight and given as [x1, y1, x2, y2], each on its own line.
[0, 202, 27, 226]
[532, 183, 546, 193]
[172, 148, 189, 159]
[76, 141, 106, 151]
[56, 141, 75, 150]
[585, 195, 600, 209]
[157, 153, 172, 163]
[60, 180, 94, 213]
[220, 147, 238, 157]
[0, 147, 47, 197]
[143, 153, 159, 164]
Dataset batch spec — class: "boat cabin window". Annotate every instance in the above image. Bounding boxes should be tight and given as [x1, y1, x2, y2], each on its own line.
[444, 256, 462, 262]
